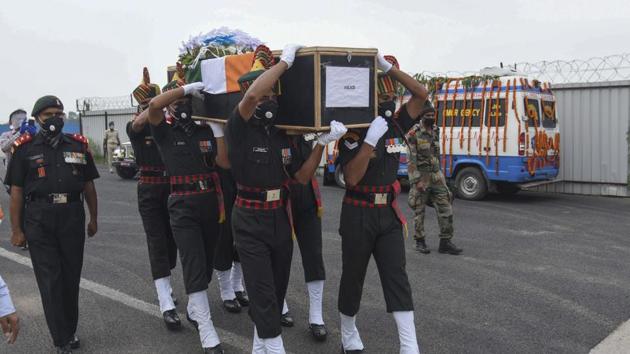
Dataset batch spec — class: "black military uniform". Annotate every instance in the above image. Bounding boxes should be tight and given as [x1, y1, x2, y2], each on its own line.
[226, 108, 296, 339]
[5, 131, 99, 348]
[337, 105, 416, 316]
[150, 119, 221, 295]
[212, 167, 239, 275]
[287, 135, 325, 285]
[126, 121, 177, 281]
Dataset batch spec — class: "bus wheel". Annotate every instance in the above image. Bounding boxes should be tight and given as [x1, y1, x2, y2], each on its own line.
[497, 183, 520, 195]
[455, 167, 488, 201]
[335, 167, 346, 189]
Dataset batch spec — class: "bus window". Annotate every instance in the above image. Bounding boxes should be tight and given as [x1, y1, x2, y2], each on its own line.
[523, 97, 541, 127]
[484, 99, 506, 127]
[436, 99, 482, 127]
[542, 100, 557, 128]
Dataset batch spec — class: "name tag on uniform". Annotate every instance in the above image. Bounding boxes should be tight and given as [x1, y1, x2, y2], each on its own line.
[374, 193, 388, 205]
[199, 140, 213, 153]
[266, 189, 281, 202]
[253, 147, 268, 153]
[281, 148, 292, 165]
[385, 138, 405, 154]
[63, 152, 87, 164]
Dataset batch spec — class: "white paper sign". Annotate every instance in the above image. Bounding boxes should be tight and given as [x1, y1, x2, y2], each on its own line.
[325, 66, 370, 108]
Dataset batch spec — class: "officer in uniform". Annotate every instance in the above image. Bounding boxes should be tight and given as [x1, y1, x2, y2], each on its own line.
[281, 131, 338, 341]
[213, 167, 249, 313]
[227, 44, 346, 353]
[336, 54, 428, 354]
[5, 96, 99, 354]
[405, 105, 463, 255]
[129, 68, 181, 329]
[103, 121, 120, 173]
[145, 67, 227, 354]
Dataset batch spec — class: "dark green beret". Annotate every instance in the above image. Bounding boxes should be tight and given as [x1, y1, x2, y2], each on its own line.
[32, 95, 64, 117]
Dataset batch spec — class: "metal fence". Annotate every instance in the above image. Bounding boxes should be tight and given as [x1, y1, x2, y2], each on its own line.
[80, 108, 136, 156]
[533, 80, 630, 196]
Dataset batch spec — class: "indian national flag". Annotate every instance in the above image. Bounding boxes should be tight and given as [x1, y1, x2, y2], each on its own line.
[201, 53, 255, 94]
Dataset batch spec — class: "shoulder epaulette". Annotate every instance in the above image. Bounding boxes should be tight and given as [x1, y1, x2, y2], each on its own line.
[12, 133, 33, 148]
[69, 133, 89, 145]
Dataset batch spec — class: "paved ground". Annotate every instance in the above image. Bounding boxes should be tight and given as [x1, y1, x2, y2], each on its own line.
[1, 166, 630, 354]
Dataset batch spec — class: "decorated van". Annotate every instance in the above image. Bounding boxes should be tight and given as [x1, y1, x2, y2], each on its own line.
[323, 70, 560, 200]
[433, 73, 560, 200]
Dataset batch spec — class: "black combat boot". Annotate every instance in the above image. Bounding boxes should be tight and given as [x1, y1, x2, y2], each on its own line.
[438, 239, 462, 255]
[415, 239, 430, 254]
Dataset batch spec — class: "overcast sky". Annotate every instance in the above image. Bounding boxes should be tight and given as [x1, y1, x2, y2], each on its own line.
[1, 0, 628, 121]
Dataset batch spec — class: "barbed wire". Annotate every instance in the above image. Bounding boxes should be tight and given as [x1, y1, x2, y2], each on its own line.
[418, 53, 630, 84]
[76, 95, 135, 112]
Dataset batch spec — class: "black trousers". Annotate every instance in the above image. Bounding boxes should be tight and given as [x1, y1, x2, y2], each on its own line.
[291, 184, 325, 283]
[338, 204, 414, 316]
[233, 206, 293, 339]
[24, 201, 85, 347]
[137, 183, 177, 280]
[213, 169, 239, 271]
[167, 192, 219, 294]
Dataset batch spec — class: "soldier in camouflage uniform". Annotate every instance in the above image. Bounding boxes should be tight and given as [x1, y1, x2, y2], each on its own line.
[405, 106, 462, 255]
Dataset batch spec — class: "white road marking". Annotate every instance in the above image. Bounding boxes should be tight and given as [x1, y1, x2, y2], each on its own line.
[0, 246, 295, 353]
[591, 319, 630, 354]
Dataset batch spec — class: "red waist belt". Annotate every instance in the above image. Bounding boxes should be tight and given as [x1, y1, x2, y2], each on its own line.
[139, 166, 169, 184]
[236, 182, 295, 237]
[170, 172, 225, 223]
[288, 177, 323, 218]
[343, 180, 407, 227]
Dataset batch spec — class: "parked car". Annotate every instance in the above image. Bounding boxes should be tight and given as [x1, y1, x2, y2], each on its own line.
[111, 142, 138, 179]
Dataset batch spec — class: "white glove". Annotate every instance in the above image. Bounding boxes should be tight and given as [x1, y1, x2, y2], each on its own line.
[376, 52, 393, 73]
[183, 82, 205, 99]
[364, 116, 388, 147]
[317, 120, 348, 146]
[209, 122, 224, 138]
[280, 44, 304, 69]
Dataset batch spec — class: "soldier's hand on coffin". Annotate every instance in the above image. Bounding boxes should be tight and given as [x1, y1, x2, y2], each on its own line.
[209, 122, 225, 138]
[377, 52, 393, 73]
[182, 82, 205, 99]
[280, 44, 304, 69]
[317, 120, 348, 146]
[364, 116, 389, 147]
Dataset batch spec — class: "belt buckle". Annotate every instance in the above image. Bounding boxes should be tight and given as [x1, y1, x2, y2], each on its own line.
[198, 180, 208, 191]
[373, 193, 388, 205]
[266, 189, 281, 202]
[52, 193, 68, 204]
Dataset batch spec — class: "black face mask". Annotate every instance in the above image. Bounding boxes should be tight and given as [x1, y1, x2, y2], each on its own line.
[378, 100, 396, 119]
[39, 115, 64, 137]
[171, 102, 196, 136]
[252, 99, 278, 126]
[173, 102, 193, 121]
